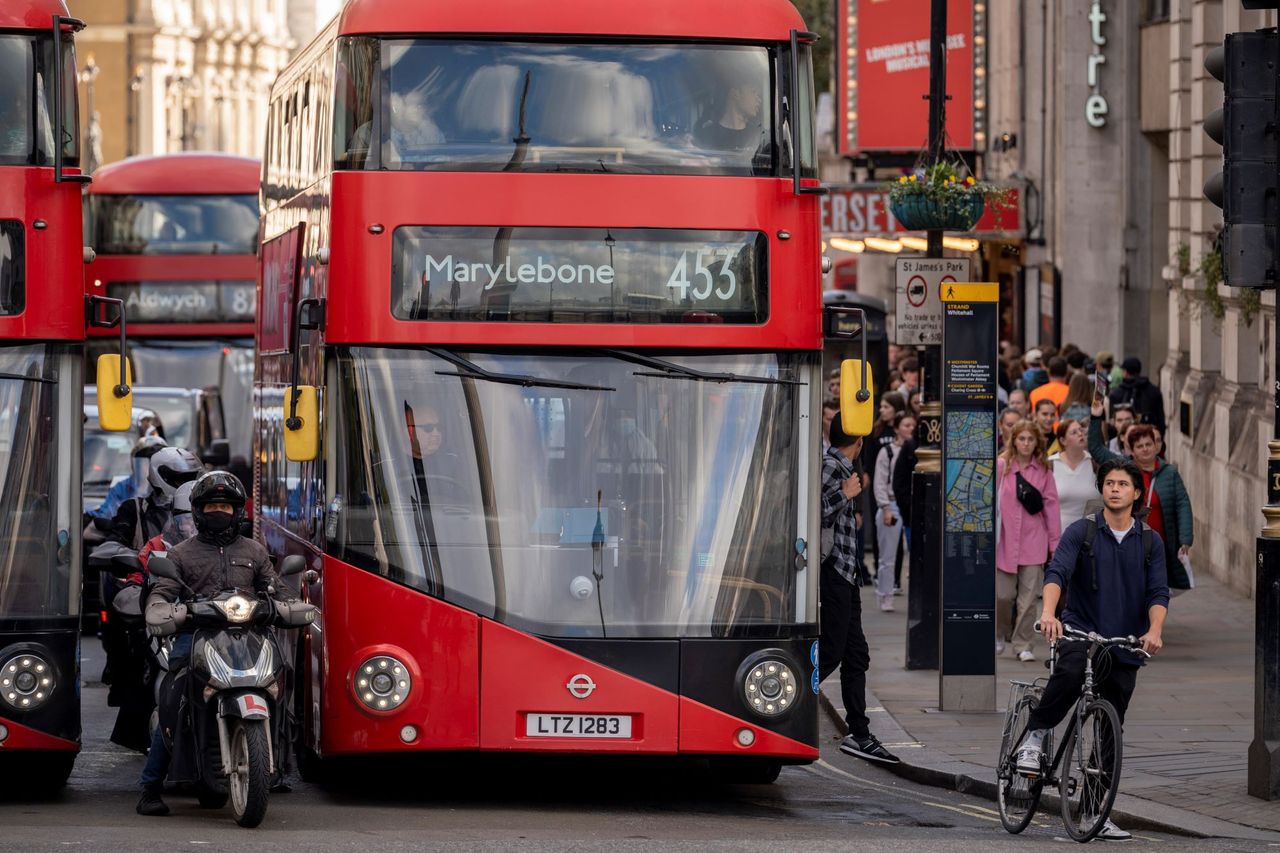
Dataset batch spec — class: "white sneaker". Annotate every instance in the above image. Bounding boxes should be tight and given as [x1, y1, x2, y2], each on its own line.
[1097, 819, 1132, 841]
[1014, 743, 1043, 777]
[996, 641, 1006, 655]
[1018, 650, 1036, 662]
[879, 595, 895, 612]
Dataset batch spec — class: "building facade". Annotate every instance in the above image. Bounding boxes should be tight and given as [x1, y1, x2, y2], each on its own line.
[71, 0, 296, 166]
[1160, 0, 1275, 597]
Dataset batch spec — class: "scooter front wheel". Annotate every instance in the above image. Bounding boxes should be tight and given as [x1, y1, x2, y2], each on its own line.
[228, 720, 271, 827]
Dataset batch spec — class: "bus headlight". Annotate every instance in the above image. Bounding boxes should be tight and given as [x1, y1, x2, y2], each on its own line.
[739, 652, 798, 718]
[1, 653, 54, 711]
[354, 655, 411, 713]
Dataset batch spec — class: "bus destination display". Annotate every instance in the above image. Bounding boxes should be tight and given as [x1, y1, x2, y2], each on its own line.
[391, 226, 767, 324]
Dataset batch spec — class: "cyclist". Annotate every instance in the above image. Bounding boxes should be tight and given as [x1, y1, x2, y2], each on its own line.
[1015, 458, 1169, 841]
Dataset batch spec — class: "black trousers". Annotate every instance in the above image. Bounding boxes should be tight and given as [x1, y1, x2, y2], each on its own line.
[818, 558, 871, 738]
[1027, 646, 1139, 731]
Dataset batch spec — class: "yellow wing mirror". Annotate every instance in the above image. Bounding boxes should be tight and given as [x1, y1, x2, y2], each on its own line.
[284, 385, 319, 461]
[839, 358, 875, 437]
[283, 297, 325, 462]
[87, 295, 132, 432]
[824, 304, 875, 438]
[95, 353, 133, 432]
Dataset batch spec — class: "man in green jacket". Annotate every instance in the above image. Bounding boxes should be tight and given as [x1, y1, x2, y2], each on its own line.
[1088, 399, 1194, 589]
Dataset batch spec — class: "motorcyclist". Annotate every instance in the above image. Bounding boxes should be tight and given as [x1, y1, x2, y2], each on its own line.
[89, 434, 167, 521]
[99, 446, 204, 555]
[137, 481, 198, 573]
[137, 471, 281, 818]
[92, 446, 204, 753]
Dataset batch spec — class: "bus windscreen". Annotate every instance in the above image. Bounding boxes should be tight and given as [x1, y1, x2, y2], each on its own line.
[391, 226, 768, 324]
[88, 194, 259, 255]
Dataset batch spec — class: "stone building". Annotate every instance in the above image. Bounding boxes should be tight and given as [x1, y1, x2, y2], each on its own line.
[70, 0, 296, 166]
[1160, 1, 1276, 597]
[980, 0, 1170, 376]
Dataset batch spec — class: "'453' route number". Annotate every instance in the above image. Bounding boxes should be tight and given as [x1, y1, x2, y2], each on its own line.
[666, 248, 741, 301]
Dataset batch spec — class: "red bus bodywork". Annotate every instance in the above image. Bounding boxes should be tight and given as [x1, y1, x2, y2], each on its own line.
[85, 153, 260, 340]
[0, 2, 89, 781]
[260, 0, 824, 773]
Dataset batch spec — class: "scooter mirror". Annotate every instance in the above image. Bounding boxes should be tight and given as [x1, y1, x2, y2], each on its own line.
[279, 555, 307, 577]
[148, 556, 181, 583]
[110, 553, 142, 577]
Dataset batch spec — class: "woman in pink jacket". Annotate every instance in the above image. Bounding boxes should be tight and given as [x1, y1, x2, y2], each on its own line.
[996, 420, 1060, 662]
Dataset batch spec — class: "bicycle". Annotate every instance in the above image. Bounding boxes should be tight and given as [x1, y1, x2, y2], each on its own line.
[995, 624, 1151, 842]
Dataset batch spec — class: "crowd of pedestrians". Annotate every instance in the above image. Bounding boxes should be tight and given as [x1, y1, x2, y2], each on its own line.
[817, 342, 1192, 767]
[993, 343, 1192, 660]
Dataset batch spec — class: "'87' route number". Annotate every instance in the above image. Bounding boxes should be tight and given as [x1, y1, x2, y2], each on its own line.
[666, 248, 741, 301]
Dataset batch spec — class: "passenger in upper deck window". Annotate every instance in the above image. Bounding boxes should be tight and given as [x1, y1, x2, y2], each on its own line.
[385, 84, 445, 164]
[696, 79, 765, 152]
[0, 98, 27, 156]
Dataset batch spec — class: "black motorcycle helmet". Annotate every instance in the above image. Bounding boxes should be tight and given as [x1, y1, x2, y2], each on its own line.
[190, 471, 248, 543]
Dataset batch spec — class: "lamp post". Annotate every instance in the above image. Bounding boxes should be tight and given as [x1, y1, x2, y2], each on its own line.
[77, 52, 100, 173]
[127, 65, 144, 157]
[906, 0, 948, 672]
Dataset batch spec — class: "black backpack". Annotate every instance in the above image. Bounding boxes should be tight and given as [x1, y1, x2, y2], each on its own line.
[1074, 512, 1156, 595]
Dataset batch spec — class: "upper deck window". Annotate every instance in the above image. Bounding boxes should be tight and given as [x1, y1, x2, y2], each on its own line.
[337, 39, 776, 176]
[88, 194, 259, 255]
[0, 35, 77, 168]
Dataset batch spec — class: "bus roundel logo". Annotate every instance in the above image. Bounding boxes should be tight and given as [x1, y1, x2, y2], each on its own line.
[566, 674, 597, 699]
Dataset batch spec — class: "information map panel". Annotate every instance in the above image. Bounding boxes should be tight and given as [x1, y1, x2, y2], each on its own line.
[940, 282, 998, 678]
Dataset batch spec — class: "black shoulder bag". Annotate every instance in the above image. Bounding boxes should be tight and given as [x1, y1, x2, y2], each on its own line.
[1014, 470, 1045, 515]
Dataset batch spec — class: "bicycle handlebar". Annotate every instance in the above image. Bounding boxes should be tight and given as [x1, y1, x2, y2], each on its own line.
[1033, 622, 1152, 658]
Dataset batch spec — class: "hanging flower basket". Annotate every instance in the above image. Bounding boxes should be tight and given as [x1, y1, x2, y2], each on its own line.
[889, 192, 986, 232]
[885, 162, 1009, 233]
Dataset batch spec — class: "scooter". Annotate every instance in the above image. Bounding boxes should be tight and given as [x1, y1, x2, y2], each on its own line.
[145, 555, 315, 828]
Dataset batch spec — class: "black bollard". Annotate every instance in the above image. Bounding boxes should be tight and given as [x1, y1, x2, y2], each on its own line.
[906, 467, 941, 670]
[1249, 535, 1280, 800]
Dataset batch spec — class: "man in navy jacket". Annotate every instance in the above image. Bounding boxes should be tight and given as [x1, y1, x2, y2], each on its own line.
[1015, 458, 1169, 841]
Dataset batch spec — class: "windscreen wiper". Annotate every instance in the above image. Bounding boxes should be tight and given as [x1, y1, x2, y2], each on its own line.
[428, 348, 614, 392]
[0, 371, 54, 385]
[598, 349, 802, 386]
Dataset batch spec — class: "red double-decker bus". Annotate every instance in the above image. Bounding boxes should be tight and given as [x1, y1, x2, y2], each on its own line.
[259, 0, 824, 782]
[84, 152, 259, 464]
[0, 1, 134, 790]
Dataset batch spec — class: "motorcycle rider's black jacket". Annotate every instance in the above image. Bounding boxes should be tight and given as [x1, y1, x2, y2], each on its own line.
[148, 535, 279, 605]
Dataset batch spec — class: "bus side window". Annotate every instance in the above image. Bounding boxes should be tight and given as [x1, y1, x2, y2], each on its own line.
[334, 36, 379, 170]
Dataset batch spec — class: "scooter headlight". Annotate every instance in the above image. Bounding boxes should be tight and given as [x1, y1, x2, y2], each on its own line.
[354, 655, 411, 713]
[216, 594, 255, 624]
[1, 653, 55, 711]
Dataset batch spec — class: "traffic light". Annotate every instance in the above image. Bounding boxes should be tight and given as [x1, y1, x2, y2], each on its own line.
[1203, 31, 1278, 288]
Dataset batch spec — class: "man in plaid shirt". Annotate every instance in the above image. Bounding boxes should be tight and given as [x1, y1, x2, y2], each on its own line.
[818, 414, 900, 765]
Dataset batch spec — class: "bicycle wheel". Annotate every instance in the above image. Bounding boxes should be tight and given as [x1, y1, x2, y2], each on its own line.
[1059, 699, 1123, 842]
[997, 694, 1044, 833]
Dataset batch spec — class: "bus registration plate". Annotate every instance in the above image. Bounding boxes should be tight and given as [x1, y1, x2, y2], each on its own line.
[525, 713, 632, 738]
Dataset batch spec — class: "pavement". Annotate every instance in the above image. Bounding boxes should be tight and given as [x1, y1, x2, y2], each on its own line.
[820, 570, 1280, 843]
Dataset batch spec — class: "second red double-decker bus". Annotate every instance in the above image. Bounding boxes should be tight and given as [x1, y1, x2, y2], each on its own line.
[0, 1, 134, 790]
[259, 0, 824, 782]
[84, 152, 259, 464]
